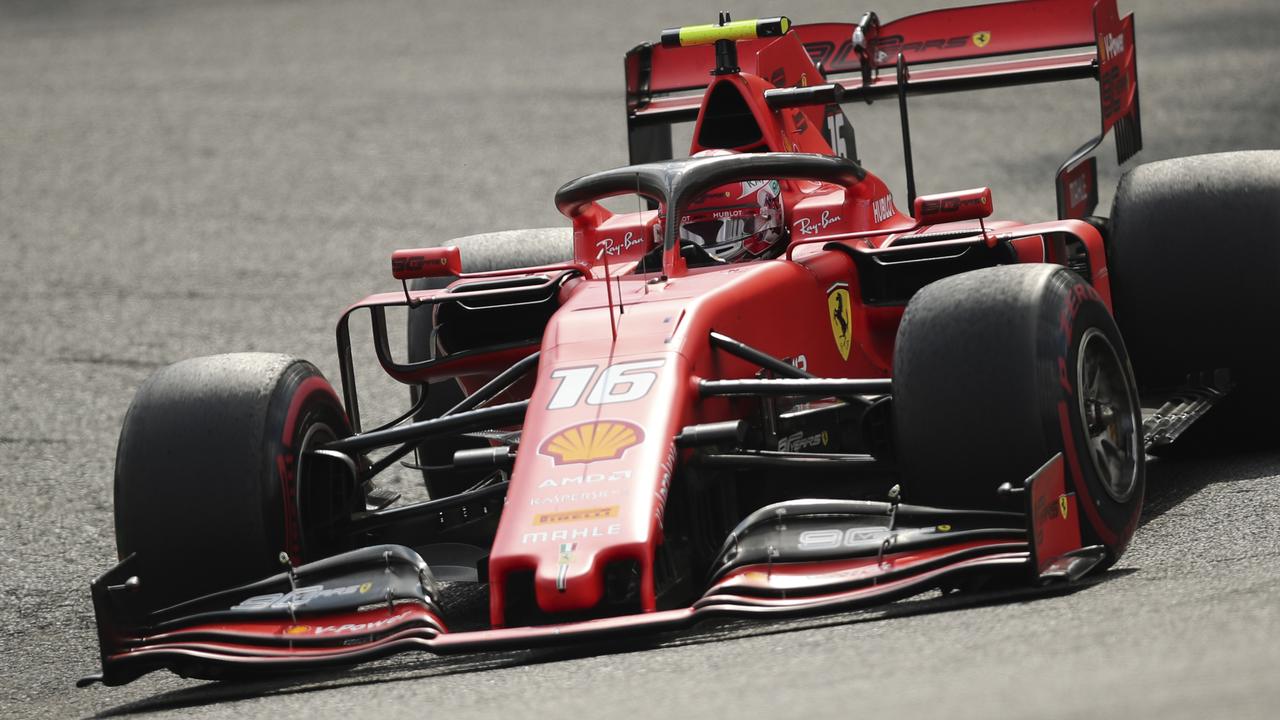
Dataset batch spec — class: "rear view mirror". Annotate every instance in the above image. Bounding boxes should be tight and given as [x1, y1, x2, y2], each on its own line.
[391, 246, 462, 280]
[913, 187, 993, 224]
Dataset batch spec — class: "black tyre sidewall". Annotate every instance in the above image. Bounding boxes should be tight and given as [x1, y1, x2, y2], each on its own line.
[1109, 151, 1280, 388]
[894, 266, 1144, 561]
[114, 355, 350, 606]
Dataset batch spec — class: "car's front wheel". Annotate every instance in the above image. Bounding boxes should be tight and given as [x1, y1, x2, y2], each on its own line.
[114, 353, 360, 608]
[892, 264, 1145, 565]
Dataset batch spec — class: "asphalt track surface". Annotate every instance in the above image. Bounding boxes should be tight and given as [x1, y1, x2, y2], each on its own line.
[2, 1, 1279, 717]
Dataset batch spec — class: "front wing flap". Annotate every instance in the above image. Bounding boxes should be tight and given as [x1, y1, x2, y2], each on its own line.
[82, 454, 1102, 687]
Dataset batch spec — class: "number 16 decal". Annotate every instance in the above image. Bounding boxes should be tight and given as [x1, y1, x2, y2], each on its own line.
[547, 359, 665, 410]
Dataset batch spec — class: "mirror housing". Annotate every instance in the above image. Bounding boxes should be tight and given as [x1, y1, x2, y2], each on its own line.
[391, 246, 462, 280]
[913, 187, 993, 224]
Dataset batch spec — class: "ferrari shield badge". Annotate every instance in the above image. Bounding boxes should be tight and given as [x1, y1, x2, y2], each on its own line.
[972, 31, 992, 48]
[1059, 494, 1070, 519]
[827, 283, 853, 361]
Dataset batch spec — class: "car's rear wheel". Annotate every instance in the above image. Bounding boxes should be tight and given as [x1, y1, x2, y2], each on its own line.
[893, 264, 1144, 564]
[114, 353, 359, 608]
[406, 228, 572, 499]
[1108, 151, 1280, 402]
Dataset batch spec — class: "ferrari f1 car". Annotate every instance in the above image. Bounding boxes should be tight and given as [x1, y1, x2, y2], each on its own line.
[83, 0, 1280, 687]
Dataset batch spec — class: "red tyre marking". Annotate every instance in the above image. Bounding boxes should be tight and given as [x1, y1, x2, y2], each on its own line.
[277, 453, 300, 562]
[284, 376, 342, 441]
[1057, 400, 1116, 547]
[279, 375, 346, 564]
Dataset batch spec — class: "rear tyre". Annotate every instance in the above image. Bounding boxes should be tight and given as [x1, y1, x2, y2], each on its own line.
[114, 353, 357, 607]
[893, 264, 1144, 564]
[1109, 151, 1280, 399]
[406, 228, 572, 498]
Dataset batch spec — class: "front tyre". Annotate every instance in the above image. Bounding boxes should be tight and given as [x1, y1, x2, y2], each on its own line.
[114, 353, 357, 607]
[892, 265, 1144, 564]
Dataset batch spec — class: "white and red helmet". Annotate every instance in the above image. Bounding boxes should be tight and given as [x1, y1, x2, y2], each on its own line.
[678, 151, 787, 262]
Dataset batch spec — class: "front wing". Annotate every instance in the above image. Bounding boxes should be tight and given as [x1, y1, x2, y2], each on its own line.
[81, 453, 1101, 687]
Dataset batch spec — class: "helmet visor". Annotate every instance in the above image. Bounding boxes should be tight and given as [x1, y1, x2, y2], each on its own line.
[679, 206, 769, 256]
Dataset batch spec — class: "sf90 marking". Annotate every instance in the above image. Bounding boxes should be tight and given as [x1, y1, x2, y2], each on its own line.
[797, 527, 891, 551]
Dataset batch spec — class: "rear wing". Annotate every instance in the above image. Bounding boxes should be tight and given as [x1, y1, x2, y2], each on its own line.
[625, 0, 1140, 217]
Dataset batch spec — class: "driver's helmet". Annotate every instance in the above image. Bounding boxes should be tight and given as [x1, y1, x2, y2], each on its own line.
[679, 151, 786, 262]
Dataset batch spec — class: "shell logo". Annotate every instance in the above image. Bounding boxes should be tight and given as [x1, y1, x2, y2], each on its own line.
[284, 624, 311, 635]
[539, 420, 644, 465]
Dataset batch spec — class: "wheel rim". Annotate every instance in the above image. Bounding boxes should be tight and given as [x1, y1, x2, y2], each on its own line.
[295, 420, 339, 558]
[1075, 328, 1140, 502]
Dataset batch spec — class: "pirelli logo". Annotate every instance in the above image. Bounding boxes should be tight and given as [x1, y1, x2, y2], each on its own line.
[533, 506, 619, 526]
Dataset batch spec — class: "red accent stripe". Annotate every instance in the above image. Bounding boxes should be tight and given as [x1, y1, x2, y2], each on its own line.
[280, 375, 344, 563]
[699, 553, 1030, 610]
[1056, 400, 1115, 546]
[717, 539, 1018, 587]
[284, 376, 341, 441]
[107, 552, 1030, 670]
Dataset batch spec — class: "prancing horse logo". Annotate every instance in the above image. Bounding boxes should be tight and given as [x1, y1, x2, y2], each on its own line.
[827, 283, 853, 361]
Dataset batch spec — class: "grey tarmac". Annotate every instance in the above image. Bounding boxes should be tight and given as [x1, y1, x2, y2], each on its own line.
[2, 1, 1278, 717]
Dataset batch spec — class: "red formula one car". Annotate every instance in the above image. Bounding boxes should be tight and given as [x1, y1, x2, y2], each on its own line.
[83, 0, 1280, 687]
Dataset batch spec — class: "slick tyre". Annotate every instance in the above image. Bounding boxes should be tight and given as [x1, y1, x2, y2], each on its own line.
[114, 354, 357, 608]
[893, 264, 1145, 563]
[406, 228, 572, 498]
[1109, 151, 1280, 393]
